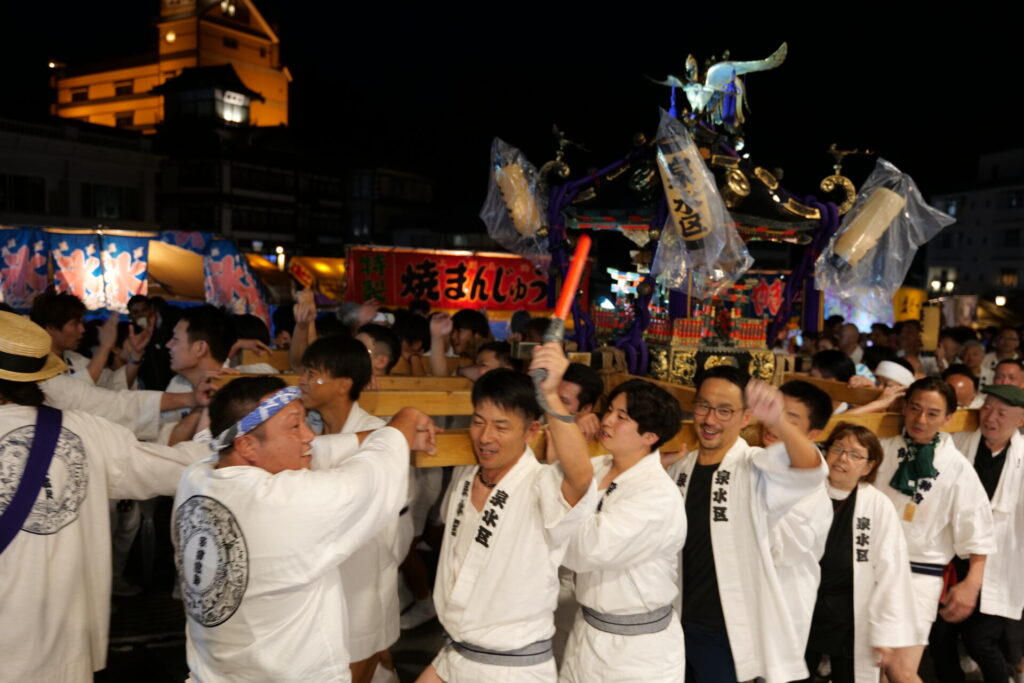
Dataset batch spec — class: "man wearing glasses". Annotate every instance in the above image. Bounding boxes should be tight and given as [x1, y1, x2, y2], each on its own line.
[297, 335, 410, 683]
[666, 366, 826, 682]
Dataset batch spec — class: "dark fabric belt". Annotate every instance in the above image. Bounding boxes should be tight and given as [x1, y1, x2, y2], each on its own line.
[448, 636, 553, 667]
[581, 604, 674, 635]
[910, 562, 946, 577]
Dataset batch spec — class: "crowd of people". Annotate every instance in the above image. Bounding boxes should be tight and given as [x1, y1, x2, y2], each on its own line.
[1, 290, 1024, 683]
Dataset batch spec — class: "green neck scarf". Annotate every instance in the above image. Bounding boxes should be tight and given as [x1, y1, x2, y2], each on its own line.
[889, 432, 940, 496]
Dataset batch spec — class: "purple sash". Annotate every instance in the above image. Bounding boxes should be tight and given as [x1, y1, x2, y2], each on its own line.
[0, 405, 62, 554]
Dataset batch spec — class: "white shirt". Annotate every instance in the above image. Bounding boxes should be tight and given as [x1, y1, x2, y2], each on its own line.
[174, 428, 409, 683]
[559, 452, 686, 683]
[434, 449, 597, 652]
[666, 439, 827, 683]
[844, 484, 919, 683]
[564, 452, 685, 613]
[0, 405, 206, 683]
[41, 374, 165, 442]
[952, 430, 1024, 619]
[771, 483, 833, 651]
[874, 434, 995, 565]
[331, 402, 406, 661]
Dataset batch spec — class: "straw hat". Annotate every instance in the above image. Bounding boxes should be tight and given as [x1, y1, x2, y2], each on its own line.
[0, 311, 67, 382]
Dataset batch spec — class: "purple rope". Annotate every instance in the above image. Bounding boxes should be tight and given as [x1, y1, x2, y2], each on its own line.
[766, 196, 840, 345]
[614, 275, 654, 374]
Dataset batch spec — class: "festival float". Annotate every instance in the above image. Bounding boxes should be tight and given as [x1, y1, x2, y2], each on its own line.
[476, 42, 953, 385]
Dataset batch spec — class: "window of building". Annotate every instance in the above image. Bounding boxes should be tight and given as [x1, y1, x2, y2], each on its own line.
[232, 164, 294, 193]
[179, 204, 218, 230]
[1003, 229, 1021, 247]
[0, 173, 45, 213]
[939, 232, 953, 249]
[259, 47, 267, 58]
[178, 163, 218, 188]
[223, 37, 238, 49]
[115, 112, 133, 128]
[81, 183, 141, 220]
[115, 80, 133, 96]
[71, 87, 88, 102]
[233, 205, 294, 232]
[944, 198, 960, 217]
[1002, 190, 1024, 209]
[1001, 269, 1019, 287]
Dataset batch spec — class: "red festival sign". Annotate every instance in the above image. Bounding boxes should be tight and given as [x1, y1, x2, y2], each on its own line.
[750, 277, 784, 317]
[346, 246, 589, 312]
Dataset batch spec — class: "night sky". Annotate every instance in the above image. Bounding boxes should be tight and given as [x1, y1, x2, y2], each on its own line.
[1, 4, 1018, 230]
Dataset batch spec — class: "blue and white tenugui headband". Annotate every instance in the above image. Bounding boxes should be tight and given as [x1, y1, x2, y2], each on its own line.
[210, 386, 302, 452]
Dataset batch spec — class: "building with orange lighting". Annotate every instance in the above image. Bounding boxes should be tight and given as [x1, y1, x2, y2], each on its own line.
[51, 0, 290, 133]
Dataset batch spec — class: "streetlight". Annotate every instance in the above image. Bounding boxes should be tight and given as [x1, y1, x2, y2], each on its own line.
[996, 295, 1007, 307]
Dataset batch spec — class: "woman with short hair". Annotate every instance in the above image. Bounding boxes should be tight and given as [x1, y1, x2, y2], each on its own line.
[804, 423, 918, 683]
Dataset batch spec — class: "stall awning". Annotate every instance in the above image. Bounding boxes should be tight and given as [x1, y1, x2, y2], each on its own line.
[287, 255, 347, 301]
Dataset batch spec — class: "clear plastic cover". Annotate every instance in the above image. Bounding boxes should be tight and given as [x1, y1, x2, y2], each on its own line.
[814, 157, 954, 320]
[479, 137, 550, 266]
[650, 109, 753, 299]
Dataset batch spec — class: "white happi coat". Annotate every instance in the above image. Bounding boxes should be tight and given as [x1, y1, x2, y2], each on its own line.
[41, 373, 164, 441]
[333, 402, 413, 661]
[666, 438, 826, 683]
[62, 350, 131, 390]
[874, 434, 996, 641]
[874, 434, 995, 566]
[559, 452, 686, 683]
[771, 483, 832, 651]
[173, 428, 409, 683]
[0, 405, 207, 683]
[433, 448, 596, 677]
[952, 429, 1024, 619]
[844, 484, 919, 683]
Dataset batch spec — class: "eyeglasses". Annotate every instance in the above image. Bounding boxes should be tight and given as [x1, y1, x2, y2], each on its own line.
[692, 401, 737, 420]
[299, 368, 328, 385]
[827, 445, 870, 462]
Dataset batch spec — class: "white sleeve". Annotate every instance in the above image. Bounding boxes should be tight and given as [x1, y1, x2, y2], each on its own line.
[868, 497, 919, 648]
[563, 484, 685, 572]
[771, 488, 833, 566]
[78, 412, 208, 500]
[537, 463, 598, 546]
[281, 427, 411, 576]
[753, 442, 828, 527]
[951, 462, 997, 558]
[98, 365, 130, 391]
[42, 374, 163, 441]
[309, 432, 364, 469]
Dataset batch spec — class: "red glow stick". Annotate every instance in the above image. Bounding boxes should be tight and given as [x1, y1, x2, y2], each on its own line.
[553, 234, 591, 321]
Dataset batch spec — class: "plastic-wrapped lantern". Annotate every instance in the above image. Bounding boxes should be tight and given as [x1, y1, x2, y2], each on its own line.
[495, 162, 542, 238]
[828, 187, 906, 270]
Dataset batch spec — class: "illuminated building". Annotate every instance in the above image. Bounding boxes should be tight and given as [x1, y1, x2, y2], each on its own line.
[51, 0, 290, 133]
[928, 149, 1024, 296]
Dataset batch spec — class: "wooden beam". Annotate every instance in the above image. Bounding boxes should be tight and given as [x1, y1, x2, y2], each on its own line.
[414, 410, 982, 467]
[240, 349, 292, 372]
[782, 372, 882, 406]
[414, 423, 703, 468]
[605, 372, 697, 411]
[376, 376, 472, 391]
[361, 390, 472, 417]
[212, 374, 473, 416]
[214, 373, 300, 388]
